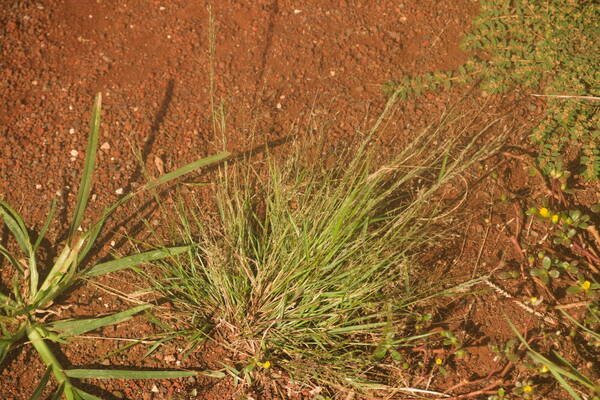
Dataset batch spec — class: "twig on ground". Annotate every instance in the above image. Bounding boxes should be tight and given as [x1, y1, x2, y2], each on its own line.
[554, 301, 591, 310]
[586, 225, 600, 251]
[530, 94, 600, 101]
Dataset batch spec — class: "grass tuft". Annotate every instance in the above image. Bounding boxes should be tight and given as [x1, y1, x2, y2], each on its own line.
[151, 110, 503, 394]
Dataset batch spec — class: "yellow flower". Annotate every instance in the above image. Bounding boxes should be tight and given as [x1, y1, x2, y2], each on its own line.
[540, 365, 549, 373]
[529, 297, 542, 306]
[435, 358, 443, 365]
[539, 207, 550, 217]
[551, 214, 559, 224]
[258, 360, 271, 369]
[581, 280, 591, 291]
[523, 385, 534, 393]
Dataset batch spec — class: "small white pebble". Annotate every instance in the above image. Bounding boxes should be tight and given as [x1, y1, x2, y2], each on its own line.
[276, 103, 282, 109]
[32, 80, 38, 85]
[294, 9, 302, 14]
[164, 355, 176, 363]
[88, 14, 93, 18]
[69, 128, 75, 134]
[115, 188, 124, 195]
[104, 303, 109, 308]
[91, 194, 97, 202]
[167, 34, 171, 39]
[100, 142, 110, 151]
[151, 384, 159, 393]
[330, 70, 336, 77]
[35, 184, 42, 190]
[70, 157, 76, 162]
[159, 6, 165, 10]
[70, 149, 79, 157]
[110, 241, 115, 247]
[69, 105, 73, 111]
[77, 227, 83, 232]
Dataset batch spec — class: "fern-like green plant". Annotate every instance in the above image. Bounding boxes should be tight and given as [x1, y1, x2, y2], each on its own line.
[387, 0, 600, 179]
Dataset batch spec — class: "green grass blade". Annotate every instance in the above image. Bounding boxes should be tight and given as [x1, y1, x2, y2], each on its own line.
[72, 388, 102, 400]
[29, 366, 52, 400]
[0, 201, 38, 296]
[547, 365, 582, 400]
[327, 322, 388, 334]
[49, 383, 65, 400]
[65, 369, 197, 379]
[68, 93, 102, 242]
[508, 317, 599, 395]
[144, 152, 230, 191]
[559, 309, 600, 341]
[0, 244, 25, 275]
[551, 350, 597, 389]
[78, 152, 229, 263]
[84, 246, 190, 278]
[0, 200, 31, 254]
[48, 304, 151, 337]
[0, 340, 12, 366]
[0, 325, 26, 366]
[26, 325, 70, 384]
[33, 198, 57, 252]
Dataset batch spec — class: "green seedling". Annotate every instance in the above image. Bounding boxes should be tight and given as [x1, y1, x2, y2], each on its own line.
[566, 278, 600, 296]
[487, 387, 508, 400]
[529, 253, 560, 285]
[414, 312, 433, 332]
[0, 93, 229, 399]
[491, 339, 520, 363]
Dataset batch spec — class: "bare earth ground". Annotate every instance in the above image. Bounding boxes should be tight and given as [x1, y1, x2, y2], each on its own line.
[1, 1, 598, 399]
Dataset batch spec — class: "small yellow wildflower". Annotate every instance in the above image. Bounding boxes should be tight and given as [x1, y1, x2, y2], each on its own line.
[523, 385, 534, 393]
[260, 360, 271, 369]
[539, 207, 550, 217]
[540, 365, 549, 373]
[529, 297, 542, 306]
[581, 280, 591, 291]
[551, 214, 559, 224]
[435, 358, 443, 365]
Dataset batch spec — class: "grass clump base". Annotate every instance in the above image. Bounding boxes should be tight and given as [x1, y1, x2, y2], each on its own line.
[151, 110, 502, 396]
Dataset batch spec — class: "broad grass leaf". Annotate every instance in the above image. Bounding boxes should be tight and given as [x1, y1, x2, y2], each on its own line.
[84, 246, 190, 278]
[48, 304, 151, 337]
[28, 367, 52, 400]
[65, 369, 196, 380]
[68, 93, 102, 241]
[33, 198, 57, 252]
[72, 388, 102, 400]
